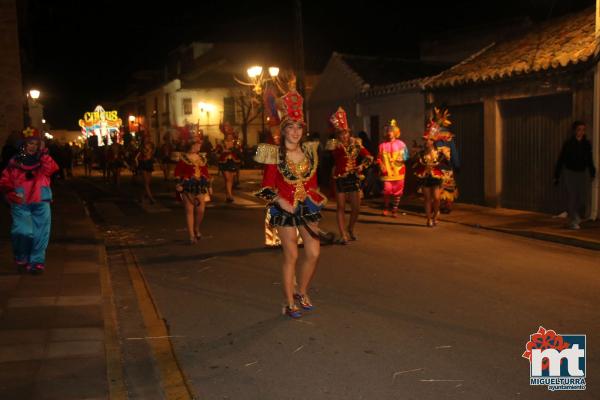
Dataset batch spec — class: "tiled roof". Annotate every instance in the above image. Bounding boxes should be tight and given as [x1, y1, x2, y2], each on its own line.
[334, 53, 447, 88]
[426, 7, 599, 89]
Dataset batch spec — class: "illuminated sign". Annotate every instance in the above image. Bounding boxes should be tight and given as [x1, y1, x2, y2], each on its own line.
[78, 105, 122, 146]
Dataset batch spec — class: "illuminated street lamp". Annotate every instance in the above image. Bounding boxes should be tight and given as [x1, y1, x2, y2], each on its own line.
[26, 89, 44, 131]
[241, 65, 280, 136]
[237, 65, 280, 95]
[29, 89, 40, 100]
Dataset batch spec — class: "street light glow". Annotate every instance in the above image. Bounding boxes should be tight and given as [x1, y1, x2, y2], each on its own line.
[42, 119, 46, 124]
[198, 102, 216, 112]
[268, 67, 280, 77]
[247, 66, 263, 78]
[29, 89, 40, 100]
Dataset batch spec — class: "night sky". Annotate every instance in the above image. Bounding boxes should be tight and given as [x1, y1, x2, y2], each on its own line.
[21, 0, 594, 129]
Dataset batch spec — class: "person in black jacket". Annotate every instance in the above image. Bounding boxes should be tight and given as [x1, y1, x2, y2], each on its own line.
[554, 121, 596, 229]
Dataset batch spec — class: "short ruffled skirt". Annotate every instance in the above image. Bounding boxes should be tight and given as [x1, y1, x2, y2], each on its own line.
[335, 173, 361, 193]
[267, 199, 322, 227]
[181, 177, 209, 195]
[219, 159, 239, 172]
[419, 177, 442, 188]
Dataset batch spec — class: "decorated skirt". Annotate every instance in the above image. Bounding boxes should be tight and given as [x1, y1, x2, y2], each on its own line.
[419, 177, 443, 188]
[181, 177, 209, 195]
[335, 173, 361, 193]
[267, 199, 322, 227]
[219, 159, 239, 172]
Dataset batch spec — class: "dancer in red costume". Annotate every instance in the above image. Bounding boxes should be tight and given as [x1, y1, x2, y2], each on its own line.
[326, 107, 372, 243]
[254, 84, 326, 319]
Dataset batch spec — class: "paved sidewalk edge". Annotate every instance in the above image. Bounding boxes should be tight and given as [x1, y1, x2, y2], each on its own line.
[322, 203, 600, 251]
[84, 203, 129, 400]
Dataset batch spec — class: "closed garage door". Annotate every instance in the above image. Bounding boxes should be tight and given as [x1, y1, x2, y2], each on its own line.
[451, 103, 485, 205]
[500, 93, 572, 213]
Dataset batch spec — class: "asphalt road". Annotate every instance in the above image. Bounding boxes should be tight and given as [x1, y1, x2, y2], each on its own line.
[71, 172, 599, 400]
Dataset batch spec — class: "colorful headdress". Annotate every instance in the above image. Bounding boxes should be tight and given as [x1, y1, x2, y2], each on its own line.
[329, 107, 349, 132]
[22, 127, 42, 142]
[277, 89, 305, 128]
[219, 121, 235, 136]
[386, 119, 401, 138]
[423, 107, 453, 141]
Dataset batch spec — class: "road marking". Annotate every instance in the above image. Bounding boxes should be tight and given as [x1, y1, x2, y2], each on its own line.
[124, 247, 195, 400]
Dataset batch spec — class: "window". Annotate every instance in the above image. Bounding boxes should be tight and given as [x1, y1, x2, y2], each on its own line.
[223, 97, 235, 123]
[183, 98, 192, 115]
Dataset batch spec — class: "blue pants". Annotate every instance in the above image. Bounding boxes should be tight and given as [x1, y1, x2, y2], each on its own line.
[10, 202, 52, 265]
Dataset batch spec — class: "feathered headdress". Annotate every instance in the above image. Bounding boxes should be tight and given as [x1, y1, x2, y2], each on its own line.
[423, 107, 453, 141]
[329, 107, 349, 132]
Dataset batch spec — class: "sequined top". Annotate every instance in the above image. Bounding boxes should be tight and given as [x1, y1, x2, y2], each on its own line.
[253, 142, 327, 208]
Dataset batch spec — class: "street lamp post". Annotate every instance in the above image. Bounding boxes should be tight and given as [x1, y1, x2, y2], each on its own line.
[27, 89, 44, 131]
[245, 66, 280, 140]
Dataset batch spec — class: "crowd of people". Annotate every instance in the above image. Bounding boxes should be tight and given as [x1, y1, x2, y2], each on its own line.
[0, 84, 595, 321]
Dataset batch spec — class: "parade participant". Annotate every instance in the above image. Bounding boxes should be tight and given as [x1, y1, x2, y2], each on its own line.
[159, 133, 174, 181]
[106, 137, 124, 186]
[0, 128, 58, 274]
[264, 125, 283, 247]
[174, 133, 211, 244]
[376, 119, 409, 217]
[326, 107, 373, 243]
[214, 122, 242, 202]
[432, 108, 460, 213]
[414, 111, 452, 227]
[136, 136, 156, 204]
[254, 86, 326, 319]
[83, 144, 94, 177]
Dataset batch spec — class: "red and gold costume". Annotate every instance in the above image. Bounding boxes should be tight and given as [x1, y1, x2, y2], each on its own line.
[326, 107, 373, 193]
[414, 109, 452, 187]
[215, 122, 242, 172]
[174, 134, 211, 196]
[254, 89, 327, 227]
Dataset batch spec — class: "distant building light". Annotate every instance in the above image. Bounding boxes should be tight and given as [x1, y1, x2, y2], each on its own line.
[29, 89, 40, 99]
[198, 102, 216, 112]
[42, 119, 46, 124]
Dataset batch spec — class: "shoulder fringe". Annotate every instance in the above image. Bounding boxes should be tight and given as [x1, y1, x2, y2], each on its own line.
[325, 139, 338, 151]
[254, 143, 279, 164]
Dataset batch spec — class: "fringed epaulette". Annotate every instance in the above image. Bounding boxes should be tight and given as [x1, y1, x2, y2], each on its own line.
[352, 137, 363, 146]
[325, 139, 338, 151]
[254, 143, 279, 165]
[303, 141, 320, 157]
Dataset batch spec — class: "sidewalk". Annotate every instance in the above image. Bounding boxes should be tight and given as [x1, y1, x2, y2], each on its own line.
[0, 182, 125, 399]
[354, 196, 600, 251]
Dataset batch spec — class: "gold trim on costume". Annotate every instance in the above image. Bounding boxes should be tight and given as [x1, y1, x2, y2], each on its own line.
[254, 144, 279, 165]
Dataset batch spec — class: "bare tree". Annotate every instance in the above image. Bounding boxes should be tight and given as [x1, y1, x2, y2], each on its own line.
[233, 87, 262, 148]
